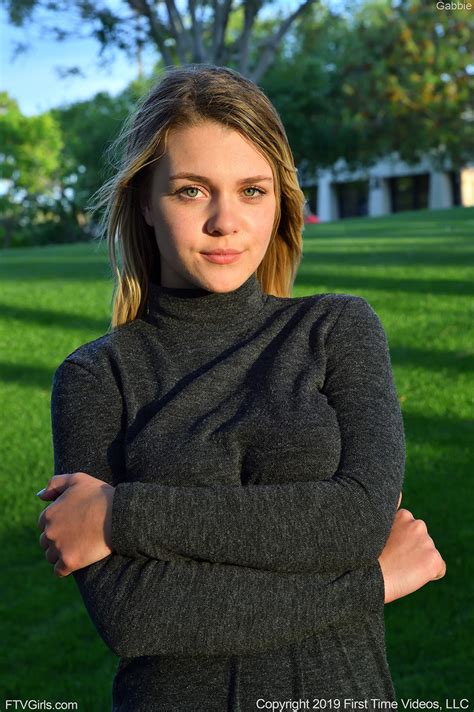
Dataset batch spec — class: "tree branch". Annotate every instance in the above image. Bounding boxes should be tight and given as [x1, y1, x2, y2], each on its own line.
[164, 0, 189, 64]
[211, 0, 233, 65]
[237, 0, 262, 77]
[126, 0, 175, 66]
[188, 0, 210, 63]
[251, 0, 317, 83]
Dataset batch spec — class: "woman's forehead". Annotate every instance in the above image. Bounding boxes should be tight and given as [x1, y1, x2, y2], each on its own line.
[153, 123, 274, 181]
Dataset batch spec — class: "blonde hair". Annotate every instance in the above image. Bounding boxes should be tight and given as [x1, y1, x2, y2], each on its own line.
[91, 64, 305, 330]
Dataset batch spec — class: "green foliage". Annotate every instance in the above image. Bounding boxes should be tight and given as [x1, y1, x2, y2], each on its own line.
[333, 0, 474, 168]
[0, 92, 63, 191]
[0, 79, 155, 248]
[0, 0, 37, 26]
[1, 93, 56, 192]
[261, 6, 357, 169]
[0, 91, 65, 247]
[50, 77, 154, 225]
[261, 0, 473, 172]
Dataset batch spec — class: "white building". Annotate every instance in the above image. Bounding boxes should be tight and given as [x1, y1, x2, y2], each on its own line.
[300, 152, 474, 222]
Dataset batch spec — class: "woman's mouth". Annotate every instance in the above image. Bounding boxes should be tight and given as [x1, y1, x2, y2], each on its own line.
[201, 250, 243, 264]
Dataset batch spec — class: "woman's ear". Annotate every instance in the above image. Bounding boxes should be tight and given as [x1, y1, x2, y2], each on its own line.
[140, 197, 153, 227]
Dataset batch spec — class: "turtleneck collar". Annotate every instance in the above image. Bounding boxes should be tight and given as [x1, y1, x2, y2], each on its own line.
[145, 271, 267, 330]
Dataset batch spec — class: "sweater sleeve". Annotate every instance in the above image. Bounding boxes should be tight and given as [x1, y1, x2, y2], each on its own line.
[111, 296, 406, 574]
[50, 355, 385, 659]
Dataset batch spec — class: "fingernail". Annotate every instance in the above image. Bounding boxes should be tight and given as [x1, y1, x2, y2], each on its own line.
[36, 488, 46, 496]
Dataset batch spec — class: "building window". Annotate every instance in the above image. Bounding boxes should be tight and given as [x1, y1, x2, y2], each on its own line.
[388, 173, 429, 212]
[335, 180, 369, 218]
[449, 171, 461, 206]
[303, 185, 318, 215]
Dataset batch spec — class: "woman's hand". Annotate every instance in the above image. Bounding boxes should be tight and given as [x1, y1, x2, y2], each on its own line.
[36, 472, 115, 578]
[378, 494, 446, 603]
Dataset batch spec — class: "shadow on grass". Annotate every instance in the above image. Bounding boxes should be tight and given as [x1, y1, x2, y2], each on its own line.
[303, 206, 474, 241]
[401, 410, 473, 449]
[0, 362, 58, 390]
[307, 224, 473, 240]
[0, 259, 112, 281]
[2, 526, 115, 706]
[391, 346, 474, 374]
[295, 272, 474, 296]
[299, 249, 473, 268]
[0, 302, 110, 333]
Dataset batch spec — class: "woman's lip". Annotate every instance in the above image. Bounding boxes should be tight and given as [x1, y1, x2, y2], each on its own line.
[203, 250, 242, 255]
[202, 252, 243, 264]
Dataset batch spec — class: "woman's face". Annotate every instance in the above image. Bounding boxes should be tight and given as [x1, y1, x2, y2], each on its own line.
[142, 120, 277, 291]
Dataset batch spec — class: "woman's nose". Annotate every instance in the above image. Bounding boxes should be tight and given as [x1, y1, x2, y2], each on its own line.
[206, 196, 240, 236]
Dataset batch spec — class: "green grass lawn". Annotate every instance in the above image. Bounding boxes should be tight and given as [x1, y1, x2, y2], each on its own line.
[1, 205, 473, 709]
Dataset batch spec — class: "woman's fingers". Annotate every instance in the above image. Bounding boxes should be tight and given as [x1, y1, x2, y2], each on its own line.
[36, 473, 76, 500]
[44, 542, 60, 565]
[39, 530, 62, 566]
[379, 507, 446, 603]
[432, 553, 447, 580]
[39, 531, 49, 551]
[397, 492, 403, 509]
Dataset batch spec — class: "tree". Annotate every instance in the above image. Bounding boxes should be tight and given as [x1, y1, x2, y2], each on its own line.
[50, 78, 153, 233]
[0, 0, 317, 82]
[0, 80, 156, 247]
[261, 4, 357, 172]
[334, 0, 474, 169]
[0, 92, 64, 247]
[261, 0, 474, 173]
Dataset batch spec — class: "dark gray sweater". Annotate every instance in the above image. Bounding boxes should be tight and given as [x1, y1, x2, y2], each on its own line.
[50, 271, 405, 711]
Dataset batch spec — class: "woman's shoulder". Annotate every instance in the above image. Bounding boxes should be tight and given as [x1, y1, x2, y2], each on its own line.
[308, 291, 373, 311]
[266, 292, 387, 351]
[313, 292, 380, 322]
[54, 318, 143, 381]
[268, 290, 379, 325]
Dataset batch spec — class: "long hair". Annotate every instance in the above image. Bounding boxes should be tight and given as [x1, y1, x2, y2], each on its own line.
[90, 64, 305, 330]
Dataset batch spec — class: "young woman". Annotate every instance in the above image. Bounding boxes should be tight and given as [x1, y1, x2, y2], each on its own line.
[37, 64, 445, 711]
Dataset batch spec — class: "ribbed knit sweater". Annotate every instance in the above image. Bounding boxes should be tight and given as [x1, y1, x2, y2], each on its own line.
[50, 271, 406, 712]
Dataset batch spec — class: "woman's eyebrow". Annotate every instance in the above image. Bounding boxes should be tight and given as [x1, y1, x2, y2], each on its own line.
[168, 173, 273, 184]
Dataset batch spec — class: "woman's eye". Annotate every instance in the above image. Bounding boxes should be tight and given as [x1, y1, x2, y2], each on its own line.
[179, 186, 202, 199]
[243, 187, 264, 198]
[177, 186, 265, 200]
